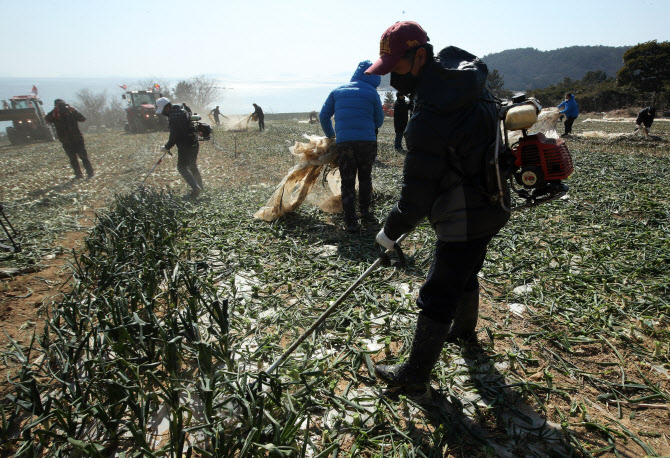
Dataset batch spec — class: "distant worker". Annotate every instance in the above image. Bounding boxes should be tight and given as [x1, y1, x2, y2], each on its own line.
[156, 97, 203, 198]
[634, 106, 656, 137]
[2, 100, 9, 110]
[182, 102, 192, 114]
[309, 110, 318, 124]
[209, 105, 227, 126]
[320, 60, 384, 232]
[393, 93, 410, 151]
[45, 99, 95, 179]
[252, 103, 265, 131]
[557, 93, 579, 137]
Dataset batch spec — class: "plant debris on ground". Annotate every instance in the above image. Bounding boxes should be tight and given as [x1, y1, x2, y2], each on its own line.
[0, 115, 668, 456]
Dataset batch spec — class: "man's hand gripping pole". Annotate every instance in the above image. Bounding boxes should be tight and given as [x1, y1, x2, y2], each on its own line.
[376, 229, 407, 267]
[140, 144, 172, 187]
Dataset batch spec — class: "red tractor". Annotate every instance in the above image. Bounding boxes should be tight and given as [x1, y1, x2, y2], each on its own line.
[0, 95, 55, 145]
[122, 90, 167, 133]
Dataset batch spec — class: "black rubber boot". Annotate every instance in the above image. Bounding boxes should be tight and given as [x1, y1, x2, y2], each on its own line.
[375, 313, 449, 386]
[345, 219, 360, 233]
[446, 288, 479, 343]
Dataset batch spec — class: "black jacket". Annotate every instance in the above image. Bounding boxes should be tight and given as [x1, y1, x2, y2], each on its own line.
[636, 107, 656, 128]
[393, 97, 410, 133]
[165, 104, 197, 149]
[384, 46, 510, 242]
[45, 105, 85, 144]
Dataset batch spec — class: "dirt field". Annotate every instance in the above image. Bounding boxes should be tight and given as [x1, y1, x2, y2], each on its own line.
[0, 114, 669, 456]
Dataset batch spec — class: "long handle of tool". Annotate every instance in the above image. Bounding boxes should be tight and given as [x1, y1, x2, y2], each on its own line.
[264, 233, 408, 376]
[0, 216, 18, 251]
[0, 207, 18, 235]
[140, 150, 169, 186]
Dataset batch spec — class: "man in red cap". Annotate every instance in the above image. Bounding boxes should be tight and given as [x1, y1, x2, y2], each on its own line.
[367, 21, 511, 387]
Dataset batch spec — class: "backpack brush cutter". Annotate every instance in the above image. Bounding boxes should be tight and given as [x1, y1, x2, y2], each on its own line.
[492, 94, 574, 211]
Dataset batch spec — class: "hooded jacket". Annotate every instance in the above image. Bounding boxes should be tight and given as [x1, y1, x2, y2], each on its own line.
[319, 61, 384, 143]
[383, 46, 510, 242]
[558, 94, 579, 118]
[45, 104, 85, 144]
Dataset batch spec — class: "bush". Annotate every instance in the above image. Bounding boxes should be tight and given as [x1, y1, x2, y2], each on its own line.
[528, 75, 666, 113]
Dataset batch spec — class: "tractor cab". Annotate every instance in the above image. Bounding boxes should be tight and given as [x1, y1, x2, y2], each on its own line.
[122, 90, 167, 133]
[126, 91, 156, 108]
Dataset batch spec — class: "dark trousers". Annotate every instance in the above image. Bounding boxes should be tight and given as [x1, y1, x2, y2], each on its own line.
[417, 236, 492, 324]
[177, 142, 202, 191]
[337, 141, 377, 222]
[394, 132, 404, 150]
[62, 140, 94, 178]
[258, 116, 265, 131]
[564, 116, 577, 135]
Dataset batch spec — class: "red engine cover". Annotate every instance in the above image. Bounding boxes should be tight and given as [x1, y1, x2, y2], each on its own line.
[513, 133, 574, 181]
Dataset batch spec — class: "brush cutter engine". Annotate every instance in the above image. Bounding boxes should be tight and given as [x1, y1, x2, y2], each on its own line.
[511, 132, 573, 207]
[497, 95, 574, 211]
[189, 114, 212, 141]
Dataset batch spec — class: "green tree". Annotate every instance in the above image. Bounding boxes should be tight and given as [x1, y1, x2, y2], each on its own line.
[174, 80, 196, 105]
[383, 91, 395, 106]
[581, 70, 610, 87]
[486, 69, 513, 99]
[617, 40, 670, 99]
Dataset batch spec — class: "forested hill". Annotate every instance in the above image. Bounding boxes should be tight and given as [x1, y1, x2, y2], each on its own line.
[377, 46, 629, 92]
[482, 46, 630, 90]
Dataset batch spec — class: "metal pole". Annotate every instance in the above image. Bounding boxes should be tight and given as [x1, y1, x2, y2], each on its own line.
[0, 205, 20, 252]
[140, 148, 170, 187]
[264, 233, 408, 376]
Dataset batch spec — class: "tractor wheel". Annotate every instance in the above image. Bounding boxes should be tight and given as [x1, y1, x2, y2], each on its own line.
[40, 126, 55, 142]
[6, 127, 22, 145]
[135, 118, 146, 134]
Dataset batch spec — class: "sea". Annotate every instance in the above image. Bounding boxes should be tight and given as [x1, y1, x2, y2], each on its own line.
[0, 76, 392, 129]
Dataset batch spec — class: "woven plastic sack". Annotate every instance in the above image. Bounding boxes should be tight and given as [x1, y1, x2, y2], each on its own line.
[508, 108, 561, 144]
[254, 136, 339, 221]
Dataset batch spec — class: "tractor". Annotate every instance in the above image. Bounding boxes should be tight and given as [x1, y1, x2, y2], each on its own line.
[0, 95, 55, 145]
[122, 90, 167, 133]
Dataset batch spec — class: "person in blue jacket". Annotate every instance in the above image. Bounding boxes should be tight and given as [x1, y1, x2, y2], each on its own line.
[558, 93, 579, 136]
[320, 60, 385, 232]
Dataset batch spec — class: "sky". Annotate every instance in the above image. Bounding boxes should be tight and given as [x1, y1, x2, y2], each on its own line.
[1, 0, 668, 82]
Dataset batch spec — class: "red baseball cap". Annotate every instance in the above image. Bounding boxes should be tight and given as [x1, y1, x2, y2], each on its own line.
[366, 21, 429, 75]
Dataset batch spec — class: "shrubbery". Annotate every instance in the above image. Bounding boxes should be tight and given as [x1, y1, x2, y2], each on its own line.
[528, 73, 668, 113]
[527, 41, 670, 113]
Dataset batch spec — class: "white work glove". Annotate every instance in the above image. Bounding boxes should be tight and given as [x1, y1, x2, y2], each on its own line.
[376, 229, 396, 251]
[160, 146, 172, 156]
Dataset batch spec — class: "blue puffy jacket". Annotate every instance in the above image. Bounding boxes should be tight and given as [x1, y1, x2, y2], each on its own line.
[319, 61, 384, 143]
[558, 94, 579, 118]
